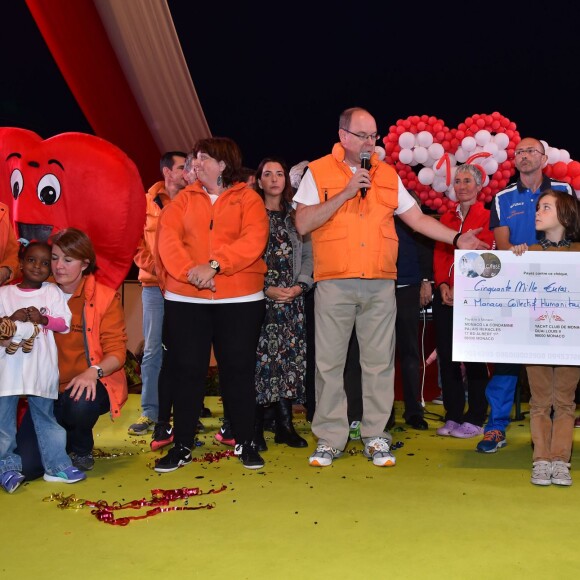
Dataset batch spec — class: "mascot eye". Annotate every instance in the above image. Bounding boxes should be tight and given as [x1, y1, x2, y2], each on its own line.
[37, 174, 61, 205]
[10, 169, 24, 200]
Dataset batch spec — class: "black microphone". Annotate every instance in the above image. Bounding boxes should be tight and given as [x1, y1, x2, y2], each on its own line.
[360, 152, 371, 198]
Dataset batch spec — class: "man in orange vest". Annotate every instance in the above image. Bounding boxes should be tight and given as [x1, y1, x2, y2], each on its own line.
[294, 107, 488, 468]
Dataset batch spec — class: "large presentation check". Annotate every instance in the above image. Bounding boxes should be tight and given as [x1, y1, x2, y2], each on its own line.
[453, 250, 580, 365]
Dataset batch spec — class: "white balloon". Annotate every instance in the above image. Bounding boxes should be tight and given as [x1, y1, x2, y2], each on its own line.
[448, 153, 457, 166]
[398, 132, 415, 149]
[494, 149, 508, 163]
[482, 158, 498, 175]
[446, 186, 457, 202]
[493, 133, 509, 150]
[413, 146, 429, 164]
[540, 139, 549, 152]
[399, 148, 414, 164]
[475, 130, 492, 146]
[418, 167, 435, 185]
[421, 156, 435, 167]
[455, 147, 469, 163]
[417, 131, 434, 148]
[428, 143, 444, 159]
[374, 145, 386, 161]
[547, 147, 560, 165]
[462, 136, 477, 152]
[409, 159, 418, 166]
[483, 174, 490, 187]
[432, 176, 448, 192]
[433, 158, 448, 177]
[483, 142, 498, 156]
[560, 149, 571, 163]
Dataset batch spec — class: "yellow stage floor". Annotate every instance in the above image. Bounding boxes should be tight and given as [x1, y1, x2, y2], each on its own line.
[3, 395, 580, 579]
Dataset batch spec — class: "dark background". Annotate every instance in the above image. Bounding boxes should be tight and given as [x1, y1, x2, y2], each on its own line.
[2, 1, 579, 173]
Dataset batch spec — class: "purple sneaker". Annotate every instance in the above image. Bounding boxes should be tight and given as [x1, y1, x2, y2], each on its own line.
[449, 422, 484, 439]
[436, 420, 461, 436]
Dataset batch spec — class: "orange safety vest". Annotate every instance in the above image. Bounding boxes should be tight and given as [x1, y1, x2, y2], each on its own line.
[308, 145, 399, 282]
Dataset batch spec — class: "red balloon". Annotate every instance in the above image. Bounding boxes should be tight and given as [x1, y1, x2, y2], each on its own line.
[552, 161, 568, 178]
[567, 160, 580, 178]
[572, 175, 580, 190]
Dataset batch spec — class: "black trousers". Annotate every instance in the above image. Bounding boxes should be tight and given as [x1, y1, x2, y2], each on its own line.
[432, 292, 488, 426]
[158, 299, 265, 448]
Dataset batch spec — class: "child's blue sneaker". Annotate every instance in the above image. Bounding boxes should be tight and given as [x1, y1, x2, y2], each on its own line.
[43, 466, 87, 484]
[1, 470, 25, 493]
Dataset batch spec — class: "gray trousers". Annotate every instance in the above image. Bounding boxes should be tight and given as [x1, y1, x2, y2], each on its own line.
[311, 278, 396, 449]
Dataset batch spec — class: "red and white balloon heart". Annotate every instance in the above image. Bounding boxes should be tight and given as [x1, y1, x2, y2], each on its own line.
[383, 112, 520, 213]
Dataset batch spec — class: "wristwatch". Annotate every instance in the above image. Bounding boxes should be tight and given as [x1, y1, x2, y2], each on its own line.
[209, 260, 220, 273]
[297, 282, 309, 294]
[91, 365, 104, 379]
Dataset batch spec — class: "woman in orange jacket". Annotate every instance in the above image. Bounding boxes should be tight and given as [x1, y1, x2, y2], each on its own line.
[15, 228, 128, 476]
[154, 137, 269, 472]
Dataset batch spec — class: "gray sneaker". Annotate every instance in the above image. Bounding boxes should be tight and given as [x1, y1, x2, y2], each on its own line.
[128, 415, 155, 436]
[530, 461, 552, 486]
[551, 461, 572, 486]
[69, 452, 95, 471]
[363, 437, 396, 467]
[309, 445, 343, 467]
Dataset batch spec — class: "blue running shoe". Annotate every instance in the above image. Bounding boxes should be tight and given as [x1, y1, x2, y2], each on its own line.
[1, 470, 25, 493]
[476, 430, 506, 453]
[43, 466, 87, 483]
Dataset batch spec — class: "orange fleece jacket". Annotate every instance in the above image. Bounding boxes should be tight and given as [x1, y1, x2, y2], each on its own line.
[134, 181, 171, 287]
[156, 181, 268, 299]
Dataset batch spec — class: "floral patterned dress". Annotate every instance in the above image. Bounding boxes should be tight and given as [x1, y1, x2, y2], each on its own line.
[255, 210, 306, 404]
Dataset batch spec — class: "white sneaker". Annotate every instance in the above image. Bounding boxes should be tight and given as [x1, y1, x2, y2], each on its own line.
[363, 437, 396, 467]
[551, 461, 572, 486]
[530, 461, 552, 486]
[309, 445, 343, 467]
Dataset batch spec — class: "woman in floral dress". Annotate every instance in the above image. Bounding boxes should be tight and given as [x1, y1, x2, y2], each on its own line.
[254, 157, 313, 449]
